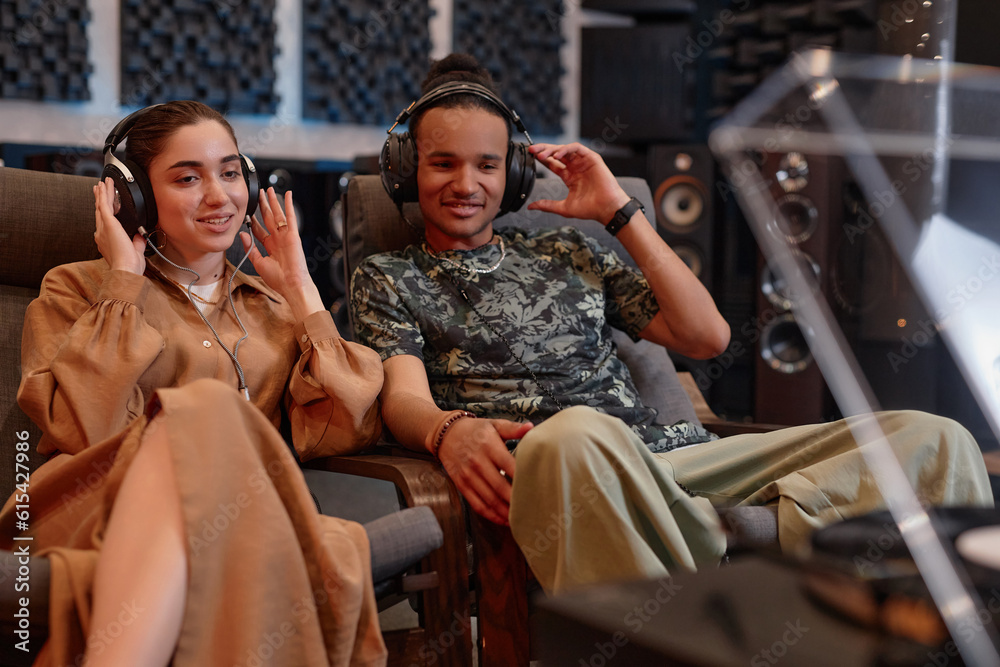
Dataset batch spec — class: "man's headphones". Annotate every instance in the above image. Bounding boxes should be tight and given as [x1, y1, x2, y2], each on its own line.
[101, 104, 260, 239]
[379, 82, 536, 216]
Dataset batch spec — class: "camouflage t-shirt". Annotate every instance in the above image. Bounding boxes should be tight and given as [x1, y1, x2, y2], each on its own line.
[351, 226, 716, 452]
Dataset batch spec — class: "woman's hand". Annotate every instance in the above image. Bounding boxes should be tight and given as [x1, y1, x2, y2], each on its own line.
[242, 187, 325, 322]
[527, 143, 631, 226]
[94, 178, 146, 275]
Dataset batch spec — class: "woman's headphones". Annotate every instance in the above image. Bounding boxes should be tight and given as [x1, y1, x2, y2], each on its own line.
[101, 104, 260, 239]
[379, 82, 536, 216]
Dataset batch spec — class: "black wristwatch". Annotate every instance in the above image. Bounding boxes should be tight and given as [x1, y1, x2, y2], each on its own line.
[605, 197, 644, 236]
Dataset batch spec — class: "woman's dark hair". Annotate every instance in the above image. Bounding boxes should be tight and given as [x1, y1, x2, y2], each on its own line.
[410, 53, 511, 142]
[125, 100, 239, 173]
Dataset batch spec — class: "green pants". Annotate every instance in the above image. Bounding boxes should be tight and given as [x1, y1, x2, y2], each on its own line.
[509, 406, 993, 593]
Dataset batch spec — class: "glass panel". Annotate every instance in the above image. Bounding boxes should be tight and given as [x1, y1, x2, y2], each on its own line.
[711, 44, 1000, 665]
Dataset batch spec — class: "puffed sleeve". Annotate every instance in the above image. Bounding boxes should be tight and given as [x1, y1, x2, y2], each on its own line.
[286, 310, 384, 461]
[18, 265, 165, 455]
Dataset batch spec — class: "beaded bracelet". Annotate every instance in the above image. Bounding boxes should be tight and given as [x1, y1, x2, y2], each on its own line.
[430, 410, 476, 458]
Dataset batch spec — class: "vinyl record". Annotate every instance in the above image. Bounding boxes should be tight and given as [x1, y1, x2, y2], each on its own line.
[804, 507, 1000, 649]
[810, 506, 1000, 574]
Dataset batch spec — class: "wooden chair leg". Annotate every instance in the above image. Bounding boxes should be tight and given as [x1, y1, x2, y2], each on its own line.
[471, 514, 530, 667]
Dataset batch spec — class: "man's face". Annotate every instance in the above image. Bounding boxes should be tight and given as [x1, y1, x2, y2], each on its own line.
[416, 106, 508, 250]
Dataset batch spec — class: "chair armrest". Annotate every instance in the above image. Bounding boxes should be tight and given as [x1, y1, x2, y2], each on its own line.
[304, 454, 469, 579]
[305, 453, 473, 655]
[675, 371, 786, 437]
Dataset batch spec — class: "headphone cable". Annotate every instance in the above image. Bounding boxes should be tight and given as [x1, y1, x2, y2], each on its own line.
[138, 219, 254, 401]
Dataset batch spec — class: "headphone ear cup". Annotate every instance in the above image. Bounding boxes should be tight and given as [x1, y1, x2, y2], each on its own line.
[500, 142, 536, 215]
[100, 158, 156, 238]
[241, 155, 259, 220]
[380, 132, 419, 205]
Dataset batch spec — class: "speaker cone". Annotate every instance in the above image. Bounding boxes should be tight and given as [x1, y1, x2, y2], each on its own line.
[775, 193, 819, 243]
[672, 243, 705, 279]
[655, 175, 707, 232]
[761, 252, 822, 311]
[760, 313, 813, 374]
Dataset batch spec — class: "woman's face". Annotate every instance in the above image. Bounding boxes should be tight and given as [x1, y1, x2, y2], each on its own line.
[146, 120, 248, 265]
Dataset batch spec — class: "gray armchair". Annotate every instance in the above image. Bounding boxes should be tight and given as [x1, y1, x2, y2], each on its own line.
[311, 174, 782, 667]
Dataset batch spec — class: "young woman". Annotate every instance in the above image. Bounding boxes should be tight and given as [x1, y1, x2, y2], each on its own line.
[1, 101, 387, 666]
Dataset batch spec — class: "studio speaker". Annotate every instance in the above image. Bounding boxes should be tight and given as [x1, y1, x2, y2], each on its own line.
[647, 144, 722, 392]
[753, 152, 939, 426]
[648, 144, 717, 295]
[753, 152, 840, 425]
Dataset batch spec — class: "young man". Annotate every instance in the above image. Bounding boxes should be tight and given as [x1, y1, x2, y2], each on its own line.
[351, 54, 992, 594]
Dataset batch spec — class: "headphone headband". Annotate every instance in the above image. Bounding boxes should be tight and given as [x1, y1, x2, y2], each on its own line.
[389, 82, 533, 143]
[103, 104, 164, 153]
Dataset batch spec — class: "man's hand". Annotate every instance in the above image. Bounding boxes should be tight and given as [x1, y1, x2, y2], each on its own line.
[527, 143, 631, 226]
[436, 418, 534, 526]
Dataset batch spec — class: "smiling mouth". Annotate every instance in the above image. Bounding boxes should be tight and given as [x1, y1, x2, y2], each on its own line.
[444, 202, 483, 214]
[197, 216, 232, 226]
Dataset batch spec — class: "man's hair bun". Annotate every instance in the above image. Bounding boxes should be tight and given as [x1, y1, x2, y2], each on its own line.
[422, 53, 496, 94]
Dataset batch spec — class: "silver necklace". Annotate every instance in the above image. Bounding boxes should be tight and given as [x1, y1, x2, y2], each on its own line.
[427, 236, 507, 275]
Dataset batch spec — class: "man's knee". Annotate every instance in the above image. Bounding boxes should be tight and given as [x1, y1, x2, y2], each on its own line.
[517, 406, 645, 475]
[879, 410, 977, 452]
[518, 406, 619, 466]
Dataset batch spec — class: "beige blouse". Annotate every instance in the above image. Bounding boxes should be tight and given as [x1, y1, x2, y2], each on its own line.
[18, 259, 384, 460]
[7, 259, 389, 666]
